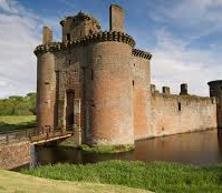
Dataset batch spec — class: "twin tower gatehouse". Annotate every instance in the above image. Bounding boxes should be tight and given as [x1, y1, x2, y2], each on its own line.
[35, 4, 222, 147]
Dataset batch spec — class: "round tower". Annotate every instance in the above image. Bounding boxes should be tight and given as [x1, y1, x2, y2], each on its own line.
[36, 26, 56, 133]
[84, 4, 135, 146]
[208, 80, 222, 130]
[88, 36, 134, 146]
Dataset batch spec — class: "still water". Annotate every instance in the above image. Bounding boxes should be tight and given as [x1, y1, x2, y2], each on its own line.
[34, 129, 222, 166]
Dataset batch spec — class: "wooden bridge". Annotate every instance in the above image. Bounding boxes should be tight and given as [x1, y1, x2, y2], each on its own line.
[0, 128, 73, 145]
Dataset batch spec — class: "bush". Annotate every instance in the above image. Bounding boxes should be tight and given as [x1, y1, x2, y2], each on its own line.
[0, 92, 36, 115]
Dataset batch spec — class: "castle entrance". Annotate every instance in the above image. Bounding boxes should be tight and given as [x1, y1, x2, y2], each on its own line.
[66, 90, 81, 131]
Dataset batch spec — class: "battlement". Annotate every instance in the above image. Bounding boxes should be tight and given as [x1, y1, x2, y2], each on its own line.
[132, 49, 152, 60]
[151, 83, 214, 102]
[34, 31, 135, 55]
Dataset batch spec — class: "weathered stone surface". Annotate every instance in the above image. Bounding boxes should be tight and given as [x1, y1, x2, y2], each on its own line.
[150, 93, 217, 137]
[0, 141, 30, 170]
[208, 80, 222, 129]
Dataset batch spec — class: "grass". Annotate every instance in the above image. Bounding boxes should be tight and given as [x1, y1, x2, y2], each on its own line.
[0, 169, 151, 193]
[79, 144, 135, 153]
[0, 115, 36, 133]
[23, 160, 222, 193]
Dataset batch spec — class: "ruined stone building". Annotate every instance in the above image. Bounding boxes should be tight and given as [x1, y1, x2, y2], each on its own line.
[35, 4, 222, 147]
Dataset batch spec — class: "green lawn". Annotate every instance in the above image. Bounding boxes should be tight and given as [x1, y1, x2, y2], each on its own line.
[0, 115, 36, 133]
[23, 160, 222, 193]
[0, 169, 151, 193]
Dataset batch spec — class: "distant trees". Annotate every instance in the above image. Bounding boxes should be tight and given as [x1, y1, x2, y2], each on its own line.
[0, 93, 36, 115]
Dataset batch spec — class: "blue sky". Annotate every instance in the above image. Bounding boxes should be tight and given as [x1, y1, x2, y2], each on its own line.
[0, 0, 222, 97]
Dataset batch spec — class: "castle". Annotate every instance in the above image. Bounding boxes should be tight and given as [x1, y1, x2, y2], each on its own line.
[35, 4, 222, 147]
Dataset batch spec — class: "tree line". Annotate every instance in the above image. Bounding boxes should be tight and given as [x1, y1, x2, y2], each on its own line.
[0, 93, 36, 115]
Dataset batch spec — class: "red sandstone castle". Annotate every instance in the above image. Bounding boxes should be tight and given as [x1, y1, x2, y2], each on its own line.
[35, 4, 222, 147]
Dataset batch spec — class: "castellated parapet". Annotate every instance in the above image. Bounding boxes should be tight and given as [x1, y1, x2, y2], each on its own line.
[35, 4, 219, 147]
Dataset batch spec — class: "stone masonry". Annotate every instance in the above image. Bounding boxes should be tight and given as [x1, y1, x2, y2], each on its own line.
[35, 4, 220, 147]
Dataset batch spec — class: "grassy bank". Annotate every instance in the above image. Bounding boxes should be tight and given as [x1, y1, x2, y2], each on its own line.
[0, 115, 36, 132]
[0, 169, 151, 193]
[23, 160, 222, 193]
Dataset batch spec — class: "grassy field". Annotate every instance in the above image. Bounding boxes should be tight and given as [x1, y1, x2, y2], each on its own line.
[0, 115, 36, 132]
[23, 160, 222, 193]
[0, 169, 151, 193]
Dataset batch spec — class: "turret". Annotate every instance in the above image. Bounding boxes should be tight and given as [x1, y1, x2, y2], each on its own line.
[36, 26, 56, 133]
[208, 80, 222, 129]
[60, 12, 101, 42]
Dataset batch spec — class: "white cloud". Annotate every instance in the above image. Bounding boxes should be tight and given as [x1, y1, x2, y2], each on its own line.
[151, 28, 222, 96]
[0, 0, 41, 98]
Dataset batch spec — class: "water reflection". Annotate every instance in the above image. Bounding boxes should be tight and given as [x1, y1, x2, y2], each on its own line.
[35, 130, 222, 166]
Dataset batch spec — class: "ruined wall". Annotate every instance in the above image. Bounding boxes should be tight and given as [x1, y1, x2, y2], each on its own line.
[87, 41, 134, 145]
[0, 141, 30, 170]
[150, 92, 217, 137]
[132, 52, 152, 140]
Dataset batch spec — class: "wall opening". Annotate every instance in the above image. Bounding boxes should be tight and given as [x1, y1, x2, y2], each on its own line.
[178, 102, 182, 111]
[66, 33, 71, 41]
[132, 80, 134, 86]
[66, 90, 74, 130]
[91, 69, 94, 80]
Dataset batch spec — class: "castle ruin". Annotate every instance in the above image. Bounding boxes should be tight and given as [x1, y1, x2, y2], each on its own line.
[35, 4, 222, 147]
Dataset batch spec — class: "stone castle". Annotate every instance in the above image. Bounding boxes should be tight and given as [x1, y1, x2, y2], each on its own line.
[35, 4, 222, 147]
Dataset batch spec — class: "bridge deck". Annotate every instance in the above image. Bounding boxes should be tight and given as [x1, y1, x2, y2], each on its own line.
[0, 129, 73, 145]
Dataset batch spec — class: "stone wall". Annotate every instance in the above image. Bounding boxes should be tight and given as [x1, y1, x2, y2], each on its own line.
[132, 54, 151, 140]
[150, 93, 217, 137]
[0, 141, 30, 170]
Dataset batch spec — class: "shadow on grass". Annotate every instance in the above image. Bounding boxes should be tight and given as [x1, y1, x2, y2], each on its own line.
[0, 121, 36, 133]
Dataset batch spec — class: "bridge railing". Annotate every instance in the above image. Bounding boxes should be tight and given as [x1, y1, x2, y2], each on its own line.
[0, 128, 37, 145]
[0, 128, 73, 145]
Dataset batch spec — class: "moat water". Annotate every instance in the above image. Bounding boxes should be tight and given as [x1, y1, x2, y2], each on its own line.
[32, 129, 222, 166]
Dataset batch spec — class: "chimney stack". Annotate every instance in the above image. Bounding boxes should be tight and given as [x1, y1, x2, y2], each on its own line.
[109, 4, 124, 32]
[42, 26, 52, 44]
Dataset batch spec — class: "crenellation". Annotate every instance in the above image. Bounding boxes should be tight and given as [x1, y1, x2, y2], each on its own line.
[162, 86, 170, 95]
[180, 83, 188, 95]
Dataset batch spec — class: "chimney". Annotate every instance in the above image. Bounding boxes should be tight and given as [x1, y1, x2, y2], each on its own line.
[180, 83, 188, 95]
[42, 26, 52, 44]
[109, 4, 124, 32]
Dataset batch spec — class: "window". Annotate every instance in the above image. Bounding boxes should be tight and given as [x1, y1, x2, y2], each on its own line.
[132, 80, 134, 86]
[91, 69, 94, 80]
[178, 102, 181, 111]
[66, 33, 71, 41]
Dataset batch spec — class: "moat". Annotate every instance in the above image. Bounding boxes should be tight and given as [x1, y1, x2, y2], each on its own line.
[33, 129, 222, 166]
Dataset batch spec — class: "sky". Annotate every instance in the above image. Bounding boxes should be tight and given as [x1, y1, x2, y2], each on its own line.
[0, 0, 222, 98]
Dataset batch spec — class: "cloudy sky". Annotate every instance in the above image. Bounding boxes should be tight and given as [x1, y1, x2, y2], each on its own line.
[0, 0, 222, 98]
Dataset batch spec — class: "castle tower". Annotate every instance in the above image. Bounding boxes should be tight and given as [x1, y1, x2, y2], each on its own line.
[60, 12, 101, 42]
[208, 80, 222, 130]
[36, 26, 56, 133]
[86, 4, 135, 145]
